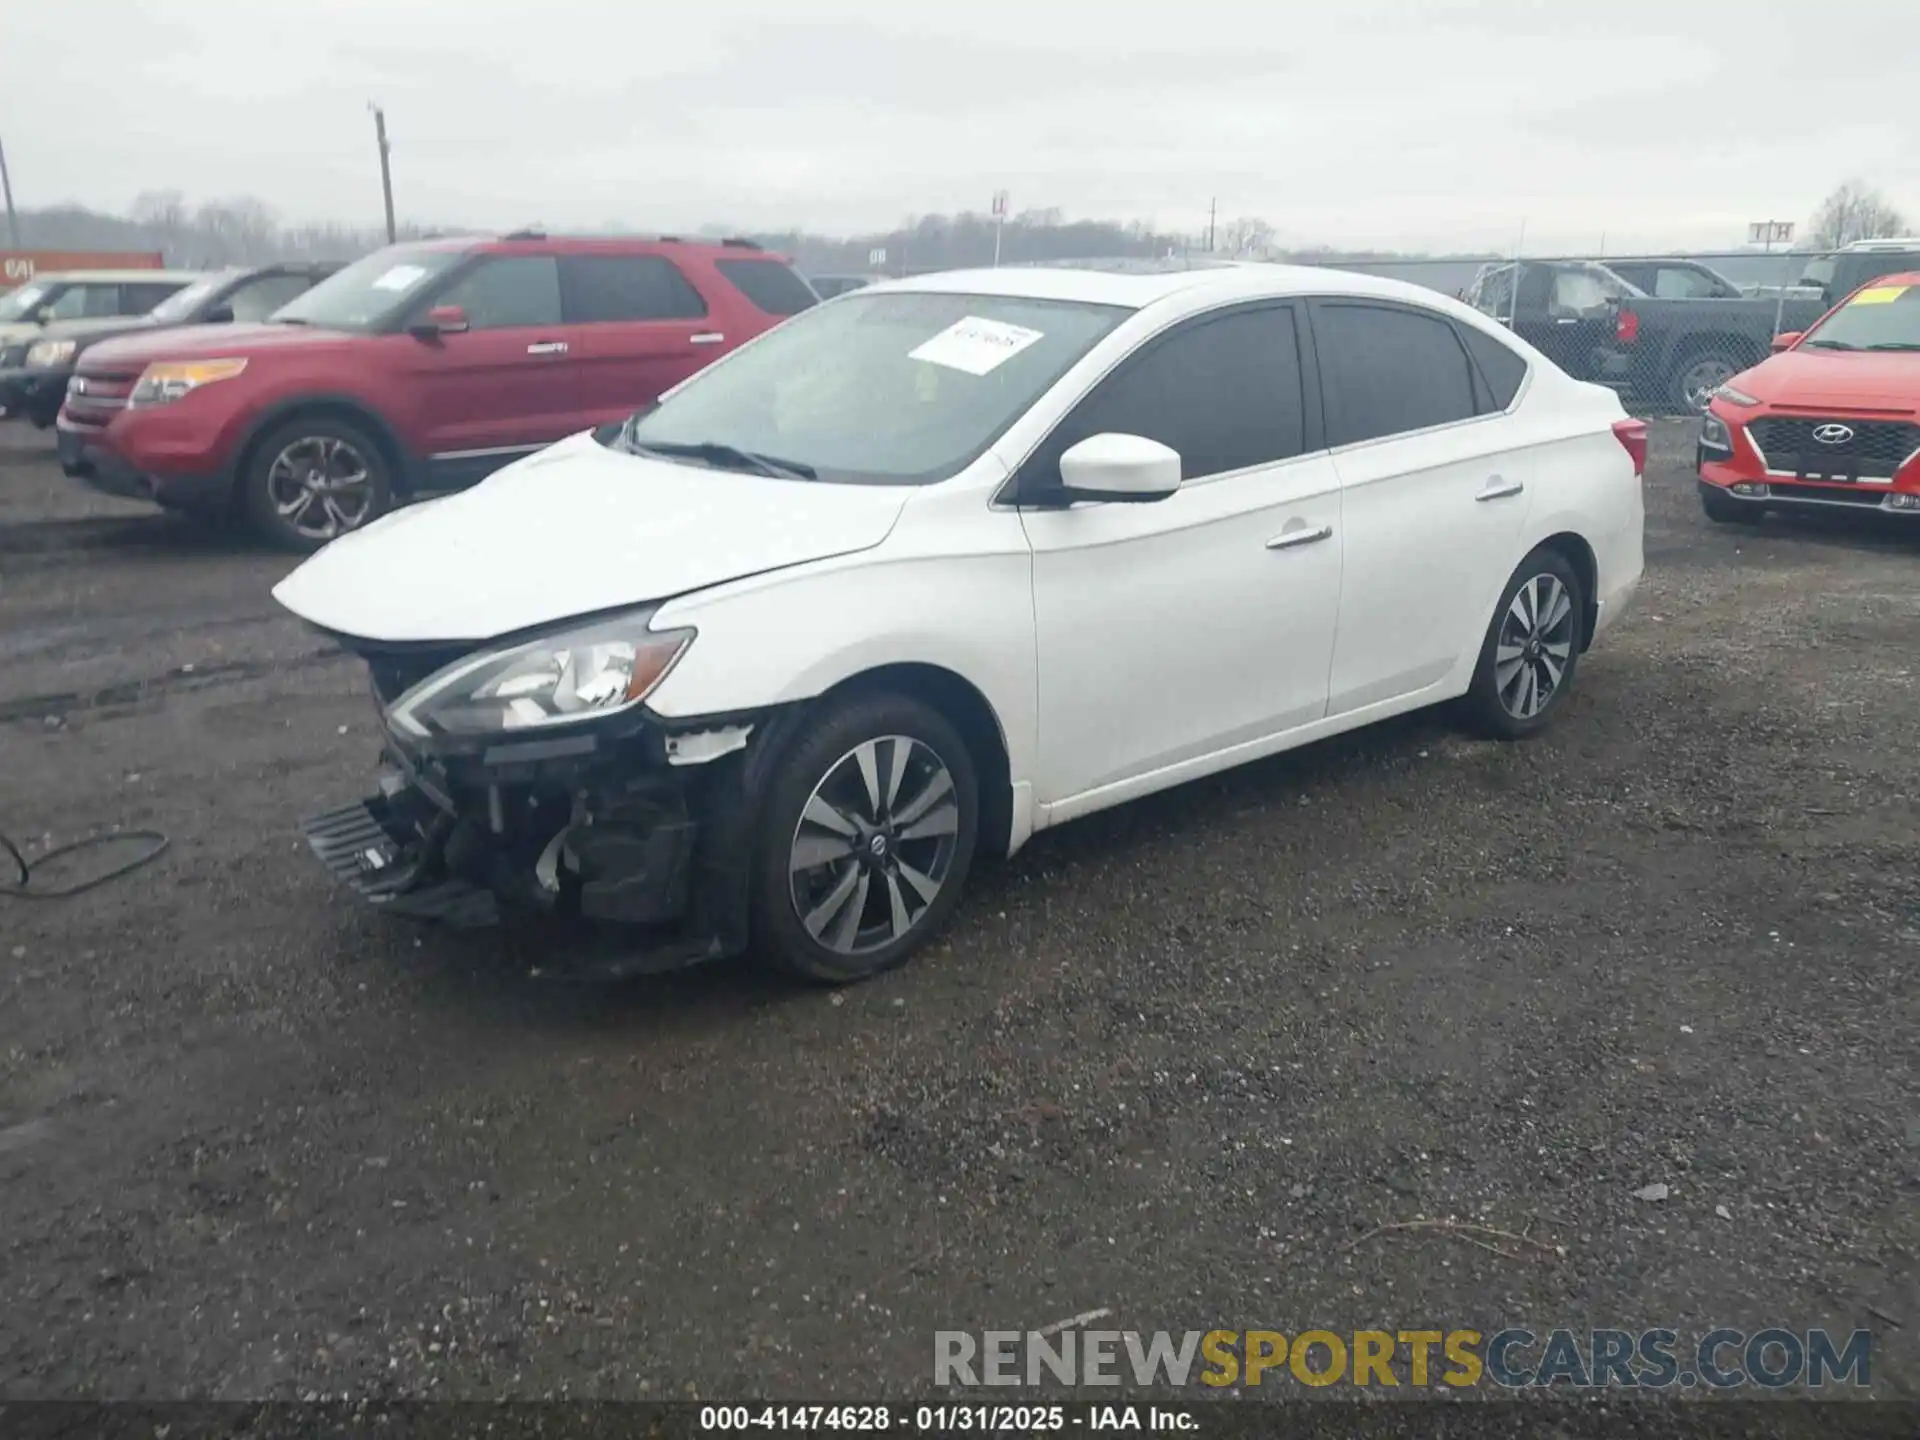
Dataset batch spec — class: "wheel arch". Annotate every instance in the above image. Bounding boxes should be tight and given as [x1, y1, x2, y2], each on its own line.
[229, 395, 413, 517]
[1534, 530, 1600, 652]
[808, 662, 1016, 862]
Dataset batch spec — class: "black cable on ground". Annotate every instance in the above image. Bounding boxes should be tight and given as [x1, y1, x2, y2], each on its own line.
[0, 829, 171, 899]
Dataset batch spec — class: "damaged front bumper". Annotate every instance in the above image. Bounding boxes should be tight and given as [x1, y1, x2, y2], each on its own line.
[302, 661, 791, 975]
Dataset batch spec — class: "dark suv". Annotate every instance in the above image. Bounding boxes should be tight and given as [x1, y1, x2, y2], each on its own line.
[0, 263, 341, 428]
[61, 234, 818, 550]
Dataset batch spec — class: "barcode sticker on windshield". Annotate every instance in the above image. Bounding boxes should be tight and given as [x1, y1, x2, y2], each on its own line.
[1849, 285, 1909, 306]
[909, 317, 1045, 376]
[371, 264, 429, 293]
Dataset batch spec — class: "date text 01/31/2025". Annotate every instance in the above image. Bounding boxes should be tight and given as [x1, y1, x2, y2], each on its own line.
[699, 1404, 1195, 1431]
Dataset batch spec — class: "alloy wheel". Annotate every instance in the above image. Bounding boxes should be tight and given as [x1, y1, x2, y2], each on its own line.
[787, 735, 962, 957]
[1680, 358, 1736, 412]
[266, 436, 375, 541]
[1495, 574, 1576, 720]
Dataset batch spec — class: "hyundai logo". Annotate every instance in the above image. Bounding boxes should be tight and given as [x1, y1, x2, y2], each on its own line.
[1812, 423, 1855, 446]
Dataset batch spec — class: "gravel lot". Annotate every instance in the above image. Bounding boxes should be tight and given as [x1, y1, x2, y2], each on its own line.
[0, 418, 1915, 1404]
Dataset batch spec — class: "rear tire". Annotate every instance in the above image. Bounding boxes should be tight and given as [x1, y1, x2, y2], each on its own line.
[1699, 483, 1763, 525]
[243, 415, 392, 553]
[751, 691, 979, 985]
[1460, 547, 1586, 741]
[1669, 348, 1748, 414]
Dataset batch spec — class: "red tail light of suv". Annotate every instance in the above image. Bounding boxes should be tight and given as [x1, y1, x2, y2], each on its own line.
[57, 233, 820, 551]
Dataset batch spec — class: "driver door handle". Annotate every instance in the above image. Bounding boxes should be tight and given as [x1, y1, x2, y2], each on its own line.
[1266, 523, 1334, 551]
[526, 341, 568, 356]
[1477, 476, 1525, 502]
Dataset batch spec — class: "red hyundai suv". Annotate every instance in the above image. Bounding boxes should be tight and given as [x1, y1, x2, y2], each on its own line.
[1697, 271, 1920, 526]
[57, 233, 819, 549]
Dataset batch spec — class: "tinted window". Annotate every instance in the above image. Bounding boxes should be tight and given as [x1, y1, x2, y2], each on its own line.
[1033, 306, 1306, 485]
[435, 256, 562, 329]
[560, 255, 707, 322]
[225, 273, 315, 321]
[715, 258, 819, 316]
[122, 283, 184, 313]
[1314, 303, 1479, 446]
[1455, 323, 1528, 410]
[43, 285, 110, 320]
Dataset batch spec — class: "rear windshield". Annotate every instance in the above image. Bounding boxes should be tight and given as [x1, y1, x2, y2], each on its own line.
[715, 258, 819, 316]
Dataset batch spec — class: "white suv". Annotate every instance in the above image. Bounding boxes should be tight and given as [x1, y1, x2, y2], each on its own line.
[275, 261, 1646, 984]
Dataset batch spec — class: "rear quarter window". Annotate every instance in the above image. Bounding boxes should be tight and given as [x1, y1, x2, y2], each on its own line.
[1454, 322, 1528, 409]
[715, 258, 819, 316]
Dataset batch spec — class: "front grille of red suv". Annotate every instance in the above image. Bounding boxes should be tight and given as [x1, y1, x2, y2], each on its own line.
[1747, 418, 1920, 482]
[61, 367, 141, 431]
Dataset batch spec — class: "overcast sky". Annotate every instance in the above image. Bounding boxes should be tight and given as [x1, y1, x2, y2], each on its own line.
[6, 0, 1916, 253]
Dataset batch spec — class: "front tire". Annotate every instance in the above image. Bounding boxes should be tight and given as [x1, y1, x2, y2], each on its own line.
[751, 692, 979, 984]
[1461, 547, 1586, 741]
[243, 416, 392, 553]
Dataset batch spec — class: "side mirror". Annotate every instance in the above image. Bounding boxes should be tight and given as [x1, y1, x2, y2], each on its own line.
[1057, 433, 1181, 503]
[34, 306, 53, 326]
[408, 304, 469, 340]
[203, 303, 236, 325]
[1770, 331, 1803, 353]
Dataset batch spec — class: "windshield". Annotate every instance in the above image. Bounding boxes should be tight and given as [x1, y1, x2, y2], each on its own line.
[0, 284, 53, 322]
[147, 278, 224, 324]
[622, 291, 1129, 485]
[1800, 279, 1920, 350]
[270, 247, 466, 330]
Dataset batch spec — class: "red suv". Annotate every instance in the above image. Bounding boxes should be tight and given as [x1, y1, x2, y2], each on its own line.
[57, 233, 818, 549]
[1698, 271, 1920, 526]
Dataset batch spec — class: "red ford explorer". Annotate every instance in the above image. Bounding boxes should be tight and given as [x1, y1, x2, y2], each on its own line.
[58, 233, 819, 550]
[1698, 271, 1920, 526]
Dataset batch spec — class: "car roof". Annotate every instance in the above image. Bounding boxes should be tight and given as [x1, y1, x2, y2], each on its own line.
[870, 260, 1485, 314]
[17, 269, 218, 284]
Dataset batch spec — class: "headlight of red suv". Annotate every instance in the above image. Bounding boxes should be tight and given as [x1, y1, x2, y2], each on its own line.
[128, 357, 249, 408]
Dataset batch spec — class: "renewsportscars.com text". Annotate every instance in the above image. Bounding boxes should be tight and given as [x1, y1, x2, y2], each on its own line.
[934, 1327, 1873, 1390]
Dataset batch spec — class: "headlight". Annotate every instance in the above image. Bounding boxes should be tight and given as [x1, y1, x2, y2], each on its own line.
[1714, 385, 1760, 407]
[128, 357, 248, 407]
[388, 616, 694, 739]
[24, 339, 76, 368]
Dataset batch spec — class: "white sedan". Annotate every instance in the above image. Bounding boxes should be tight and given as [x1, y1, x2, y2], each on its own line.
[274, 261, 1645, 983]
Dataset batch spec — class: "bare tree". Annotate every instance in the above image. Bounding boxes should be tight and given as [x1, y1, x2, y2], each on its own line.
[1808, 181, 1907, 248]
[1217, 216, 1277, 257]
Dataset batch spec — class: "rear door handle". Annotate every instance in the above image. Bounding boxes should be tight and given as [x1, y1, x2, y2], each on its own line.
[1265, 523, 1333, 551]
[1476, 476, 1524, 502]
[526, 341, 568, 356]
[690, 332, 726, 345]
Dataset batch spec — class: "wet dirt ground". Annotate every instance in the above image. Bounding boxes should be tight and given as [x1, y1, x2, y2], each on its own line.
[1, 419, 1915, 1402]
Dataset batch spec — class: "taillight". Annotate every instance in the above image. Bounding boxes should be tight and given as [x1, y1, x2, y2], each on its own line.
[1615, 309, 1640, 344]
[1612, 417, 1648, 478]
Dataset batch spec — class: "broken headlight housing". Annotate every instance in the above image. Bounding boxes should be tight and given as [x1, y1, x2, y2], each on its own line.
[387, 614, 693, 740]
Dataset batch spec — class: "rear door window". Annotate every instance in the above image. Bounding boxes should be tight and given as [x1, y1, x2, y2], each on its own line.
[122, 282, 184, 313]
[1313, 301, 1481, 446]
[714, 258, 819, 316]
[1454, 322, 1529, 410]
[560, 255, 708, 322]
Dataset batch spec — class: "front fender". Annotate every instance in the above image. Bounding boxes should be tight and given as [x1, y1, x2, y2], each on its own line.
[645, 550, 1039, 786]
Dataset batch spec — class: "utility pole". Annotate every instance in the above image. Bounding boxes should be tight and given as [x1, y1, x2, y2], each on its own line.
[0, 135, 20, 249]
[369, 104, 397, 244]
[1207, 197, 1217, 254]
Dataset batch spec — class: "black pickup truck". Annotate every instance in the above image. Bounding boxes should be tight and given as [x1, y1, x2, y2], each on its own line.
[1599, 242, 1920, 412]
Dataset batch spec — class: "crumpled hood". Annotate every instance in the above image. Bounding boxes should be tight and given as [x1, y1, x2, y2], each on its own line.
[1737, 349, 1920, 412]
[271, 433, 913, 643]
